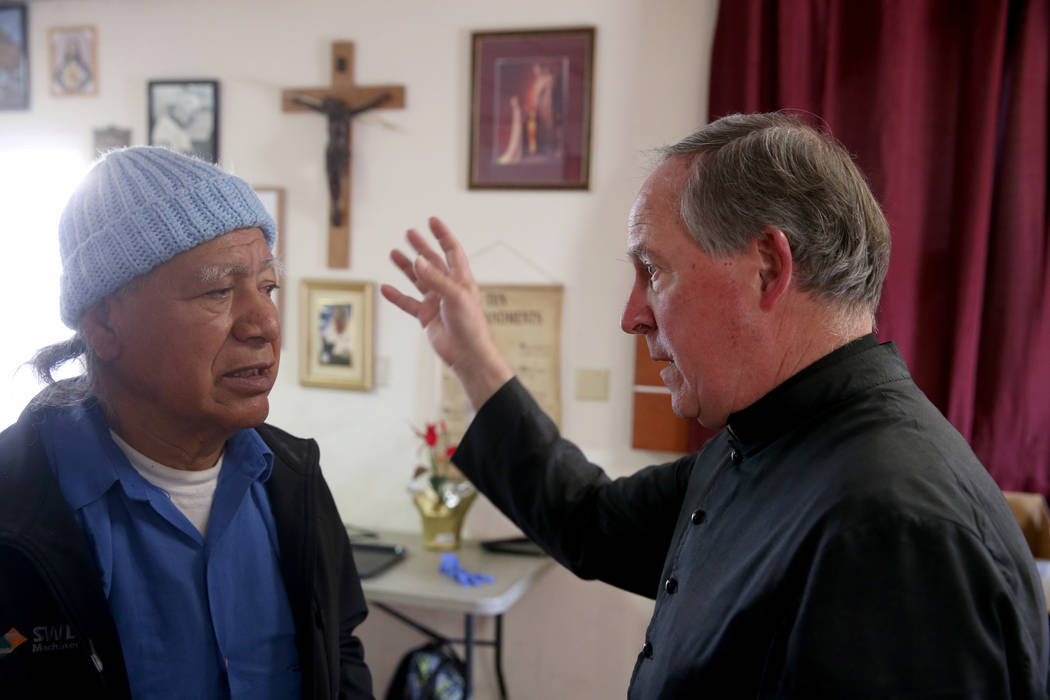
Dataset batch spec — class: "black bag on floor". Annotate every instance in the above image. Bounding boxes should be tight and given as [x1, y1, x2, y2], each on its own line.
[384, 640, 467, 700]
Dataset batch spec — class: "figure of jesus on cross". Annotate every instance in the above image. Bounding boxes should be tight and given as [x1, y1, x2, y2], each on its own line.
[283, 42, 405, 267]
[289, 92, 391, 227]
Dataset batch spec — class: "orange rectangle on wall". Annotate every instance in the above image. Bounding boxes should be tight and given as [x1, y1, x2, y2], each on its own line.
[634, 335, 664, 386]
[632, 390, 690, 452]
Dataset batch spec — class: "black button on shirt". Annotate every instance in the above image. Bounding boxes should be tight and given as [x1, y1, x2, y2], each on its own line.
[691, 509, 706, 524]
[664, 577, 678, 594]
[641, 641, 653, 659]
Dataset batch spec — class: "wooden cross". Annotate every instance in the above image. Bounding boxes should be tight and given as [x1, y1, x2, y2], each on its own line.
[282, 42, 405, 268]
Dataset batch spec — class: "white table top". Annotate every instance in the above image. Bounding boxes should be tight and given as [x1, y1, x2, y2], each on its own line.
[356, 531, 555, 616]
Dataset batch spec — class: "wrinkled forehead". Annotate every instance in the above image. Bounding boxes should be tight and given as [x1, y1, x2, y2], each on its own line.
[194, 228, 276, 275]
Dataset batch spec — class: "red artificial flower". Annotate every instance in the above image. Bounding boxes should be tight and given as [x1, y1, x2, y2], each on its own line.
[445, 446, 457, 459]
[424, 423, 438, 447]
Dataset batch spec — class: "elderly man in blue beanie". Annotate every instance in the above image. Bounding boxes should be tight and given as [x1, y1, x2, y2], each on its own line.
[0, 147, 373, 699]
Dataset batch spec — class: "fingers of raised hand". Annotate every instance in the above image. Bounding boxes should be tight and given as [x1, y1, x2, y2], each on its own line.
[389, 219, 476, 306]
[406, 228, 450, 276]
[428, 217, 476, 285]
[379, 283, 422, 318]
[380, 283, 441, 326]
[412, 255, 461, 301]
[391, 247, 439, 296]
[390, 249, 417, 283]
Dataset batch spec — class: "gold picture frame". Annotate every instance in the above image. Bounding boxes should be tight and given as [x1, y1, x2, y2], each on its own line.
[300, 279, 374, 391]
[48, 25, 97, 96]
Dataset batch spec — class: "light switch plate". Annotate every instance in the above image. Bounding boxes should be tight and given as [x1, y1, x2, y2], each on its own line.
[576, 368, 610, 401]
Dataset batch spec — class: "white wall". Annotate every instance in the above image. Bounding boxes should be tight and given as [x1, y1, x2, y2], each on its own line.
[0, 0, 719, 696]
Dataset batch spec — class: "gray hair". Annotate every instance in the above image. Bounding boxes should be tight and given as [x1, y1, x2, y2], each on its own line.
[659, 112, 890, 319]
[27, 332, 97, 407]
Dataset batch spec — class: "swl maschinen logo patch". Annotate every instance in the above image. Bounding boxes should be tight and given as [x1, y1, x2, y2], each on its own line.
[0, 627, 28, 656]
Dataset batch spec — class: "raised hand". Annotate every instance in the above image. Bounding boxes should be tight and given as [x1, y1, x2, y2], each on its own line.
[381, 217, 513, 409]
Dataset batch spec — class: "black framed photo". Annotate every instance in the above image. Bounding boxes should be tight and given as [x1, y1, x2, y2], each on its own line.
[469, 27, 595, 189]
[0, 3, 29, 110]
[148, 79, 219, 162]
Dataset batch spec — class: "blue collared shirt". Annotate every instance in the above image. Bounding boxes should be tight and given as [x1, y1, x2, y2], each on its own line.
[39, 400, 301, 700]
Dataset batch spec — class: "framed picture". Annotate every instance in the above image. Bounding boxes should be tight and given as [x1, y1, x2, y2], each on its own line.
[252, 186, 286, 327]
[0, 3, 29, 110]
[49, 25, 97, 96]
[300, 279, 374, 391]
[469, 27, 595, 189]
[148, 79, 219, 162]
[93, 125, 131, 156]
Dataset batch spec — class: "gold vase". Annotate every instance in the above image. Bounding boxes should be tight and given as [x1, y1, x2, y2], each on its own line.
[412, 488, 477, 551]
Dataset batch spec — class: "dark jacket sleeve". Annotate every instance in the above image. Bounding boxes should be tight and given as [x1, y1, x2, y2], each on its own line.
[453, 378, 692, 598]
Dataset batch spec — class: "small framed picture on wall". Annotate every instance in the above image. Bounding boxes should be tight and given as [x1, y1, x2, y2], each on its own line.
[148, 79, 219, 162]
[49, 25, 97, 96]
[93, 125, 131, 156]
[300, 279, 374, 391]
[0, 3, 29, 110]
[469, 26, 595, 189]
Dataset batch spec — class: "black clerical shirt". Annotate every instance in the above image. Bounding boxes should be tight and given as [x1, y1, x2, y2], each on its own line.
[455, 335, 1049, 698]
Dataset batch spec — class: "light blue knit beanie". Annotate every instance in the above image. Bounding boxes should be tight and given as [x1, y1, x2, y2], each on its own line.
[58, 146, 277, 328]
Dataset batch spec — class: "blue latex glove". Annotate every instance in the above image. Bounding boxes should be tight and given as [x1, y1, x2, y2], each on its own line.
[439, 553, 494, 587]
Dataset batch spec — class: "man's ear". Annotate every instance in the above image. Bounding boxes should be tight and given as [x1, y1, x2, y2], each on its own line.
[754, 227, 793, 311]
[80, 298, 121, 362]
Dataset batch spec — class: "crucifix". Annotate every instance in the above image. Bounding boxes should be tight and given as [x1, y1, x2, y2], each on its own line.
[283, 42, 405, 268]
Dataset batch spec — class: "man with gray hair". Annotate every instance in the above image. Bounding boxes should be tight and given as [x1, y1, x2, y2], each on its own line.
[0, 147, 373, 699]
[383, 112, 1048, 697]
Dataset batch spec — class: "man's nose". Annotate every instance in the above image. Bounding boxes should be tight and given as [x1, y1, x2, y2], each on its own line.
[234, 290, 280, 343]
[621, 284, 655, 335]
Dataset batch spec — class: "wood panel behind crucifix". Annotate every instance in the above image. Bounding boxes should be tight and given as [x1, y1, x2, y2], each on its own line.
[283, 42, 405, 268]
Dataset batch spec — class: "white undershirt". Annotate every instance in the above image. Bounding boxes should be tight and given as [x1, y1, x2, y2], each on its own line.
[110, 431, 223, 538]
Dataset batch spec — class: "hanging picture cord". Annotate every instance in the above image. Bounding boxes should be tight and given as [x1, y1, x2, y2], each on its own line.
[467, 239, 559, 284]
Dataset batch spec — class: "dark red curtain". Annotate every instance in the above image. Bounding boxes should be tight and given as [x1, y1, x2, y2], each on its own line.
[706, 0, 1050, 494]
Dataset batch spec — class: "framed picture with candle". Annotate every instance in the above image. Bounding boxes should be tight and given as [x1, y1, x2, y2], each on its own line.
[469, 27, 595, 189]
